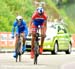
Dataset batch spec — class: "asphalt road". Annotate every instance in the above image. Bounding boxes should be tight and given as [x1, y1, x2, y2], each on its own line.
[0, 52, 75, 69]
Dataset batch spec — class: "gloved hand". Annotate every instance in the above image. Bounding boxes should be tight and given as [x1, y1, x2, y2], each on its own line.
[11, 35, 14, 38]
[28, 30, 32, 36]
[28, 32, 31, 36]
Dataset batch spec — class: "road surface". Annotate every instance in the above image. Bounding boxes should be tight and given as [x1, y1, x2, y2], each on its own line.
[0, 52, 75, 69]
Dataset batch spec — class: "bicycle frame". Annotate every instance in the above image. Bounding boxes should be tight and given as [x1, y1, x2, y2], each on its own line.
[16, 33, 23, 62]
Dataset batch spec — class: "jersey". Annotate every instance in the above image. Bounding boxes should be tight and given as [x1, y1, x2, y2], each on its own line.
[32, 11, 47, 26]
[12, 20, 28, 37]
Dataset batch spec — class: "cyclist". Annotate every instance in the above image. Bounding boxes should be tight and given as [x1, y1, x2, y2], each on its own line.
[12, 16, 28, 58]
[29, 7, 47, 58]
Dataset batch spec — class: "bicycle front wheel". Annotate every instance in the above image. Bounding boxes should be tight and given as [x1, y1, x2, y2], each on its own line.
[34, 46, 39, 64]
[34, 54, 38, 64]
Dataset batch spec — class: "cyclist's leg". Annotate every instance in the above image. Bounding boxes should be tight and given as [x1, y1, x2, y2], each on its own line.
[31, 23, 37, 58]
[13, 28, 19, 58]
[39, 23, 46, 54]
[21, 32, 26, 54]
[13, 34, 19, 58]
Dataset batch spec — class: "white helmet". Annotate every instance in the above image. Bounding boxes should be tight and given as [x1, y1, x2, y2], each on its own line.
[16, 16, 23, 21]
[37, 7, 44, 14]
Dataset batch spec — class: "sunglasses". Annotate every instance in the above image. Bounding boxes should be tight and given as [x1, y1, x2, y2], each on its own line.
[16, 19, 22, 22]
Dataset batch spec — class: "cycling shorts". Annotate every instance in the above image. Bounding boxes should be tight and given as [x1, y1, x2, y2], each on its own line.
[31, 23, 44, 33]
[15, 30, 27, 39]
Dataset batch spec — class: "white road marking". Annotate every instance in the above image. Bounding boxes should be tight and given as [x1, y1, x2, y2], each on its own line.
[0, 64, 47, 68]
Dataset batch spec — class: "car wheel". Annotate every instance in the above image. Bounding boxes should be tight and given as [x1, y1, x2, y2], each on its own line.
[65, 43, 72, 54]
[51, 42, 58, 54]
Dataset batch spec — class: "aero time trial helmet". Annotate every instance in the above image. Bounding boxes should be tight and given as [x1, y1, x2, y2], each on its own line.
[16, 16, 23, 21]
[37, 7, 44, 15]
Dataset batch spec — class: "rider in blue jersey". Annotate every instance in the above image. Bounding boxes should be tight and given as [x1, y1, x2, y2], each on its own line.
[12, 16, 28, 58]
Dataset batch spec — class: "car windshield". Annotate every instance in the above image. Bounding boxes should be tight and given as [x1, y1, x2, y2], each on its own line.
[46, 23, 57, 37]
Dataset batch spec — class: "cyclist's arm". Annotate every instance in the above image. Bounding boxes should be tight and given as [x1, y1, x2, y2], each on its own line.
[43, 12, 48, 34]
[29, 12, 36, 33]
[23, 21, 28, 36]
[44, 20, 47, 33]
[28, 19, 32, 32]
[12, 21, 17, 36]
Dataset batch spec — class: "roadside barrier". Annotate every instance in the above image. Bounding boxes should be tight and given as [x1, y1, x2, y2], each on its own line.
[0, 32, 15, 49]
[0, 32, 75, 49]
[72, 34, 75, 48]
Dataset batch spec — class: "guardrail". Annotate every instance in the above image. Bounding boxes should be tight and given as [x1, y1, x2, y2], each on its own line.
[0, 32, 75, 49]
[0, 32, 15, 49]
[71, 34, 75, 48]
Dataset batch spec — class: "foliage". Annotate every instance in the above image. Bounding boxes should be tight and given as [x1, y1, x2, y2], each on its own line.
[0, 0, 35, 32]
[51, 0, 75, 33]
[0, 0, 75, 33]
